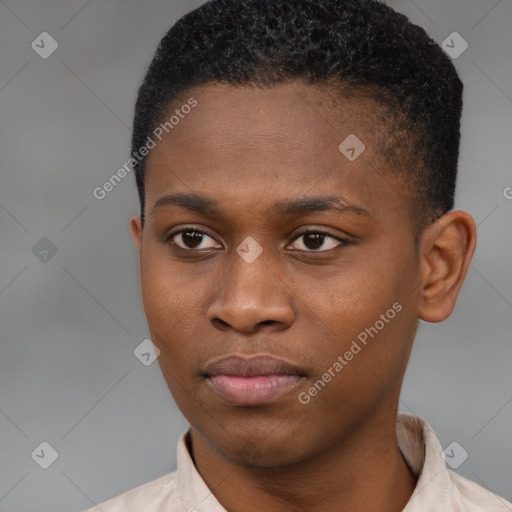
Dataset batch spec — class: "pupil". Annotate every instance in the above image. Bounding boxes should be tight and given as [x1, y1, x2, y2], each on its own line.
[183, 231, 203, 248]
[304, 233, 323, 250]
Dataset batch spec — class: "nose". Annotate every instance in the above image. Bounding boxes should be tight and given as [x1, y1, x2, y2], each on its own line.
[206, 250, 295, 334]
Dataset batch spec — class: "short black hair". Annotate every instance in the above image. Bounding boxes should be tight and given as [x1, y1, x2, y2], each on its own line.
[132, 0, 463, 231]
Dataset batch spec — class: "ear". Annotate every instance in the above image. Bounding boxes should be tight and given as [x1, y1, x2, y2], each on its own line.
[417, 210, 477, 323]
[130, 215, 143, 253]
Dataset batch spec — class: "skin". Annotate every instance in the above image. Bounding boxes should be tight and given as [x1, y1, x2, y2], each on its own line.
[130, 82, 476, 512]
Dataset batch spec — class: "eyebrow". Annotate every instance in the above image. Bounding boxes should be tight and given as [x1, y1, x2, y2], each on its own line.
[151, 192, 369, 218]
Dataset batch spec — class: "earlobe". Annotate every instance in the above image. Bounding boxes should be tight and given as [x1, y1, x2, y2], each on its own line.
[130, 215, 143, 253]
[417, 210, 477, 323]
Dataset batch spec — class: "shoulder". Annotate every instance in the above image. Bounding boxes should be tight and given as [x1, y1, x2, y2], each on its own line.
[84, 470, 185, 512]
[447, 470, 512, 511]
[397, 413, 512, 512]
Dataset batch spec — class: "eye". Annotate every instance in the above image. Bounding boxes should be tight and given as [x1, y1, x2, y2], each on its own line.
[288, 230, 348, 252]
[164, 227, 349, 253]
[165, 228, 221, 250]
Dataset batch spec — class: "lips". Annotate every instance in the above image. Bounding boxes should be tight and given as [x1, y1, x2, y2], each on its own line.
[204, 355, 305, 406]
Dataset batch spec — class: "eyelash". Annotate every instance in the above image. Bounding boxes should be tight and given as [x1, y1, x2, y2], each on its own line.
[163, 226, 350, 254]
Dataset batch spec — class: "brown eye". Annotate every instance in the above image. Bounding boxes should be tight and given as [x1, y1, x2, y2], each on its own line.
[167, 229, 220, 250]
[289, 230, 347, 252]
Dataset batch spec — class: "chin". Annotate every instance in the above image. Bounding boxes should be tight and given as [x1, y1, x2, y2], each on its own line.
[199, 419, 314, 469]
[217, 441, 302, 468]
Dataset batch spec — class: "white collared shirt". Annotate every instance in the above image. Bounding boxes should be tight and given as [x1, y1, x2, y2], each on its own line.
[86, 413, 512, 511]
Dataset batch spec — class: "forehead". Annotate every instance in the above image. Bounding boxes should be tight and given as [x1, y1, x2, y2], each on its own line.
[154, 82, 384, 157]
[144, 82, 400, 220]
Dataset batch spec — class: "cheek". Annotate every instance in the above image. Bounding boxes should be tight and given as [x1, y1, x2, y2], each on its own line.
[301, 262, 399, 336]
[139, 267, 170, 338]
[301, 257, 416, 384]
[140, 249, 198, 332]
[139, 252, 215, 380]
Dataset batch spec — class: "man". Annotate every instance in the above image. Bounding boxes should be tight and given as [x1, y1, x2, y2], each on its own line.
[87, 0, 512, 510]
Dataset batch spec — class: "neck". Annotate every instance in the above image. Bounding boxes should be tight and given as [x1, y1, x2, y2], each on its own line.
[188, 413, 417, 512]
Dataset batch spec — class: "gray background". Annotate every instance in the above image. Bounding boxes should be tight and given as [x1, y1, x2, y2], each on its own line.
[0, 0, 510, 510]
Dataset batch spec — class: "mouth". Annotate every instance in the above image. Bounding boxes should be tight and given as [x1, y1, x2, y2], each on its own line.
[204, 354, 305, 406]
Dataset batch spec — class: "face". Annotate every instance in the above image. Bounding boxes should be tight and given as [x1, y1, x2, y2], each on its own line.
[131, 82, 424, 467]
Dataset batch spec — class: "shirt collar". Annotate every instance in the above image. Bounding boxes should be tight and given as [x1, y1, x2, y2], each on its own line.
[176, 413, 453, 512]
[176, 432, 227, 512]
[397, 413, 455, 511]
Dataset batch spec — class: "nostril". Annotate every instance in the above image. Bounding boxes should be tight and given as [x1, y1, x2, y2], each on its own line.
[211, 318, 230, 330]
